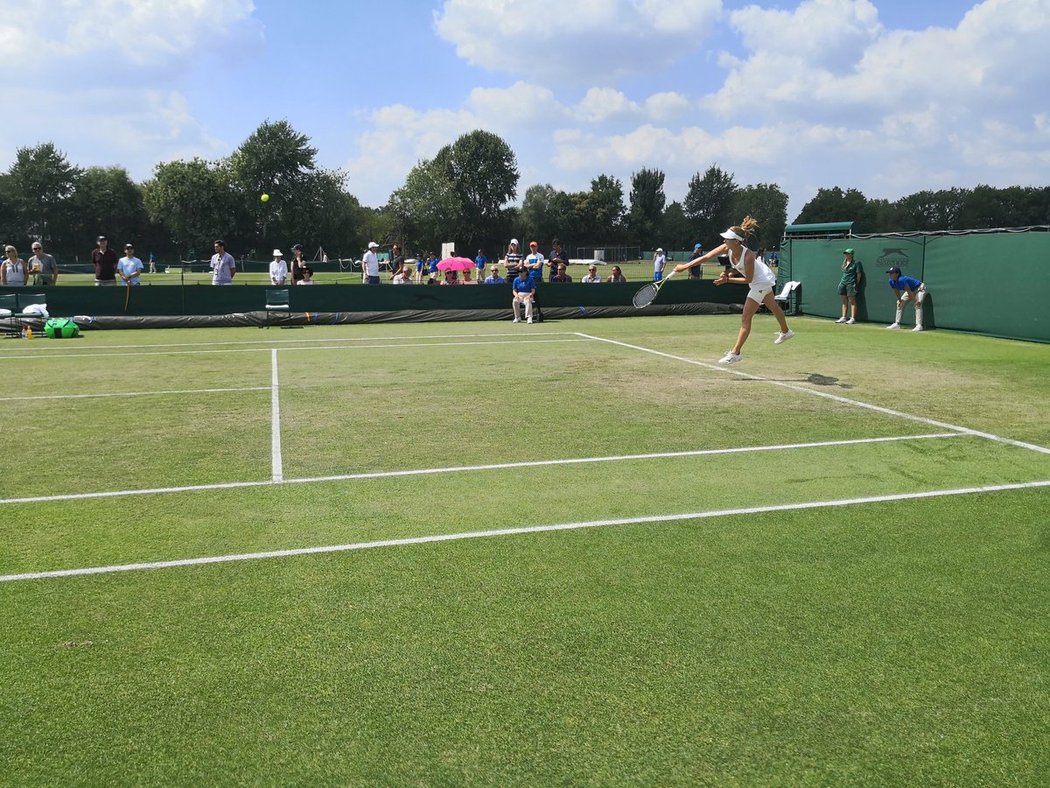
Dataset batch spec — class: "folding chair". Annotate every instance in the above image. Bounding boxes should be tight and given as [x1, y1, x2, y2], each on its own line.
[0, 293, 16, 337]
[774, 281, 801, 315]
[263, 288, 290, 328]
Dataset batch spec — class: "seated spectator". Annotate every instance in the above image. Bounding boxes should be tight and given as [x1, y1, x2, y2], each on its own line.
[581, 264, 601, 283]
[484, 265, 505, 284]
[551, 263, 572, 282]
[606, 265, 627, 283]
[297, 266, 315, 285]
[393, 266, 413, 284]
[461, 268, 476, 284]
[441, 270, 459, 285]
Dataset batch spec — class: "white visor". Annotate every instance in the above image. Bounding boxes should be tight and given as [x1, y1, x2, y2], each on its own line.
[720, 229, 744, 241]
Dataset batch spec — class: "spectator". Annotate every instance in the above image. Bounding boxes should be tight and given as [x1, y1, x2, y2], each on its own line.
[886, 266, 927, 331]
[362, 241, 381, 284]
[148, 252, 157, 274]
[653, 247, 666, 282]
[581, 264, 601, 283]
[388, 243, 405, 280]
[549, 238, 568, 275]
[290, 244, 307, 284]
[674, 214, 793, 364]
[270, 249, 288, 286]
[835, 248, 863, 325]
[297, 266, 315, 285]
[606, 265, 627, 283]
[474, 248, 487, 280]
[551, 263, 572, 282]
[210, 239, 236, 285]
[462, 268, 476, 284]
[117, 243, 144, 286]
[427, 253, 440, 280]
[392, 265, 413, 284]
[441, 270, 459, 285]
[92, 235, 118, 286]
[27, 241, 59, 287]
[524, 241, 546, 321]
[484, 265, 504, 284]
[687, 243, 703, 279]
[511, 265, 536, 323]
[2, 245, 29, 286]
[504, 239, 522, 279]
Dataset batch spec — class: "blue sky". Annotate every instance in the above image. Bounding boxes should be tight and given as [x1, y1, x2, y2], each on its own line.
[2, 0, 1048, 222]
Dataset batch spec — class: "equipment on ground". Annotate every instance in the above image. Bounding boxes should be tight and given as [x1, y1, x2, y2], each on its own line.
[44, 317, 80, 339]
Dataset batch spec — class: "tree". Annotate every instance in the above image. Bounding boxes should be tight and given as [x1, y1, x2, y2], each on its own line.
[521, 184, 574, 247]
[792, 186, 868, 226]
[3, 143, 82, 252]
[68, 166, 149, 251]
[627, 168, 666, 246]
[388, 158, 460, 253]
[432, 130, 518, 248]
[684, 165, 737, 247]
[659, 201, 692, 252]
[572, 174, 625, 245]
[729, 183, 789, 250]
[143, 158, 238, 256]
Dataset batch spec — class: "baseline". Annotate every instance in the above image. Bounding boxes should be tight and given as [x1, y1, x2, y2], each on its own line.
[3, 479, 1047, 583]
[5, 386, 269, 402]
[0, 433, 963, 506]
[577, 332, 1050, 457]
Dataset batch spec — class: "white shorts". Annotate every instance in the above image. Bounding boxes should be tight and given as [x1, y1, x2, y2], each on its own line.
[747, 285, 773, 304]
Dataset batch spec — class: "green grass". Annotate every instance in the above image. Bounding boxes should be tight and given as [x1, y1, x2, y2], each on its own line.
[1, 316, 1048, 784]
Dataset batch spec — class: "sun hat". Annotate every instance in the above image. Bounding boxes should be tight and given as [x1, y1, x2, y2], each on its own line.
[273, 249, 283, 256]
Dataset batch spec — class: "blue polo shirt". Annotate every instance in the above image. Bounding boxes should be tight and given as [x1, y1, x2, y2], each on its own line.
[889, 274, 922, 291]
[475, 254, 487, 270]
[512, 273, 535, 295]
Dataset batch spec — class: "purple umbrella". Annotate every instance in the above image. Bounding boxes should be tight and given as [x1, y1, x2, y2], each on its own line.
[436, 256, 476, 271]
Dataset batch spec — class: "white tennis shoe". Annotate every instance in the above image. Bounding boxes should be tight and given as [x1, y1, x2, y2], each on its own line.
[718, 350, 742, 365]
[834, 317, 847, 323]
[912, 325, 923, 332]
[774, 329, 795, 345]
[845, 318, 856, 325]
[886, 323, 900, 330]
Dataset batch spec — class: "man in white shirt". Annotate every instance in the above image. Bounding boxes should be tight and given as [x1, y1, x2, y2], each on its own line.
[270, 249, 288, 286]
[117, 243, 144, 286]
[362, 241, 381, 284]
[581, 265, 601, 283]
[210, 240, 236, 285]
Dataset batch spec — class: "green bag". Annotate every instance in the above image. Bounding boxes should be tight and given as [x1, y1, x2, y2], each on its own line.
[44, 317, 80, 339]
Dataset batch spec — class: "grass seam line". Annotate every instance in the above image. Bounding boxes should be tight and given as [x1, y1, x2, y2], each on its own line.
[4, 386, 271, 401]
[576, 332, 1050, 456]
[0, 433, 963, 506]
[3, 479, 1048, 583]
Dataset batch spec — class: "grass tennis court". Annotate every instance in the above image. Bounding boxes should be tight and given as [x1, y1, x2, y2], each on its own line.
[1, 316, 1048, 783]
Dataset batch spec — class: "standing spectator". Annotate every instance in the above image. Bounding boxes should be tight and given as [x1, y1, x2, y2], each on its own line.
[551, 263, 572, 282]
[606, 265, 627, 283]
[581, 264, 601, 283]
[270, 249, 288, 286]
[687, 243, 703, 279]
[290, 244, 307, 284]
[549, 238, 568, 274]
[210, 239, 236, 285]
[414, 253, 426, 283]
[525, 241, 545, 281]
[511, 265, 536, 324]
[148, 252, 157, 274]
[362, 241, 381, 284]
[653, 247, 666, 282]
[2, 245, 29, 286]
[92, 235, 118, 286]
[474, 248, 487, 280]
[835, 248, 863, 325]
[504, 239, 522, 279]
[483, 265, 504, 284]
[388, 243, 405, 280]
[27, 241, 59, 286]
[117, 243, 144, 286]
[886, 267, 927, 331]
[427, 252, 440, 280]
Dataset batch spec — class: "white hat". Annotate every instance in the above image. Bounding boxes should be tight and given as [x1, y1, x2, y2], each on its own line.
[368, 241, 379, 249]
[721, 229, 744, 241]
[656, 247, 664, 253]
[510, 238, 519, 245]
[272, 248, 283, 256]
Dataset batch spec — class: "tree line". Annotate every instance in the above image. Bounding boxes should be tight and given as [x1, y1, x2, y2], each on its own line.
[1, 120, 1047, 264]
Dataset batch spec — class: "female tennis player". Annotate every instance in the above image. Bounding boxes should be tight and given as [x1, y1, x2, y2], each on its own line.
[673, 215, 793, 364]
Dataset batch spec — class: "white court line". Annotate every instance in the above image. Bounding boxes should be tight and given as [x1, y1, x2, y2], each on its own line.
[0, 337, 587, 361]
[577, 333, 1050, 457]
[3, 479, 1048, 583]
[271, 349, 283, 483]
[0, 433, 963, 506]
[5, 386, 270, 402]
[0, 330, 578, 353]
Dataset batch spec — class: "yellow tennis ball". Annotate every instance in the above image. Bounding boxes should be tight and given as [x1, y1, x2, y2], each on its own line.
[261, 193, 270, 203]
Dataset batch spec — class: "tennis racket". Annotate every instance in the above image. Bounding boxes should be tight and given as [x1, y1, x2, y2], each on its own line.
[632, 268, 678, 308]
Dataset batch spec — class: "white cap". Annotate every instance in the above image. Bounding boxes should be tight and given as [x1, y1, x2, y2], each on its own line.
[368, 241, 379, 249]
[510, 238, 519, 245]
[272, 249, 283, 256]
[656, 247, 664, 253]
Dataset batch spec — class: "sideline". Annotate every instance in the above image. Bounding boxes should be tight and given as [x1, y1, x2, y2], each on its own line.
[271, 349, 283, 482]
[6, 386, 269, 401]
[576, 333, 1050, 456]
[3, 479, 1047, 583]
[0, 433, 962, 506]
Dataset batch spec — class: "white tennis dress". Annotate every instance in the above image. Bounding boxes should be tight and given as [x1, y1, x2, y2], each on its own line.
[729, 246, 776, 302]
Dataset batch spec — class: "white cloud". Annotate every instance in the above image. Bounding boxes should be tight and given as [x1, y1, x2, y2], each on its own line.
[433, 0, 721, 83]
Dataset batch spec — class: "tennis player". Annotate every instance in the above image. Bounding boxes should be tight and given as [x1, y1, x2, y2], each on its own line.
[673, 215, 793, 364]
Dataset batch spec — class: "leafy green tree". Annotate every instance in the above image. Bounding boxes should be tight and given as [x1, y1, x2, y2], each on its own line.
[571, 174, 625, 245]
[3, 143, 82, 252]
[143, 158, 238, 256]
[521, 184, 574, 247]
[792, 186, 868, 226]
[68, 166, 149, 252]
[388, 158, 460, 253]
[684, 165, 737, 247]
[659, 200, 692, 252]
[627, 168, 666, 245]
[729, 183, 789, 251]
[432, 130, 518, 248]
